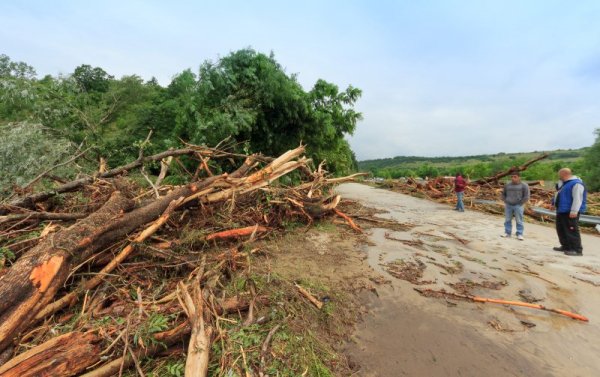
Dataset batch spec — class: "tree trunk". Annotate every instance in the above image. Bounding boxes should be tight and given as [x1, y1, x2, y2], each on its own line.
[0, 331, 101, 377]
[0, 192, 133, 353]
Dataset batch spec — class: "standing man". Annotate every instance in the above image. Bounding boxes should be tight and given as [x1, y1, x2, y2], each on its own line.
[501, 172, 530, 240]
[553, 168, 586, 256]
[454, 173, 466, 212]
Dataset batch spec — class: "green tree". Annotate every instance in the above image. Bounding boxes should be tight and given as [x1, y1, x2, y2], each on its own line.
[583, 128, 600, 192]
[0, 54, 37, 120]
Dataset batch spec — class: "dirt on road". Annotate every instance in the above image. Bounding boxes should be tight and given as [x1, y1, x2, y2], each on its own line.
[336, 183, 600, 377]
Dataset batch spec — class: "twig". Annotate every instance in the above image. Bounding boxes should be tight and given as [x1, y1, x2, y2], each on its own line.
[140, 166, 160, 199]
[22, 147, 91, 190]
[259, 324, 281, 376]
[295, 284, 323, 309]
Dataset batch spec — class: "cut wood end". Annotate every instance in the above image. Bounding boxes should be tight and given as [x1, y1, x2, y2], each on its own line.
[29, 255, 64, 293]
[77, 237, 92, 248]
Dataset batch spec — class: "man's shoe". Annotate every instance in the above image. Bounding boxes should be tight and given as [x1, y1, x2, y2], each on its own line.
[552, 246, 565, 252]
[517, 235, 524, 241]
[500, 233, 511, 238]
[564, 251, 583, 256]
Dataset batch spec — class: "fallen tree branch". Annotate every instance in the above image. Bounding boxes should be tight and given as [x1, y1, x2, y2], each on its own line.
[259, 324, 281, 377]
[4, 148, 198, 210]
[0, 192, 134, 353]
[0, 211, 87, 224]
[473, 153, 549, 185]
[21, 147, 91, 191]
[206, 225, 269, 242]
[295, 283, 323, 309]
[414, 288, 589, 322]
[177, 277, 212, 377]
[333, 209, 363, 233]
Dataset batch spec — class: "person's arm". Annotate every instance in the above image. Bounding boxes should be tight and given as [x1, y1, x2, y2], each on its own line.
[521, 184, 530, 205]
[570, 183, 584, 215]
[502, 185, 507, 201]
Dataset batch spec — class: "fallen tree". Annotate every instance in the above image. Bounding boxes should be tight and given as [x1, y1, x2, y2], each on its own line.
[0, 143, 364, 375]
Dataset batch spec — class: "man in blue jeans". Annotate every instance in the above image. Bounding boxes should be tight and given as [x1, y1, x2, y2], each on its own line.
[501, 172, 530, 240]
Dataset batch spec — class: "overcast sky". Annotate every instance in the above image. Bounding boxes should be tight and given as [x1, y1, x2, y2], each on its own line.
[1, 0, 599, 160]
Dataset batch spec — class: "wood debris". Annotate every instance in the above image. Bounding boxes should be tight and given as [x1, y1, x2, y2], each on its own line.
[0, 143, 364, 376]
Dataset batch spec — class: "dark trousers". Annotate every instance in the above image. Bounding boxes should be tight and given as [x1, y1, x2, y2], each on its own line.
[556, 213, 583, 252]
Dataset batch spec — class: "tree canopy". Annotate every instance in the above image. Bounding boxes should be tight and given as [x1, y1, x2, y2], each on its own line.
[583, 128, 600, 191]
[0, 49, 361, 186]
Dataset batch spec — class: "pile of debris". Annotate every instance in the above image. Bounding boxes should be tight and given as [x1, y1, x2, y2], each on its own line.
[378, 154, 600, 219]
[0, 144, 364, 376]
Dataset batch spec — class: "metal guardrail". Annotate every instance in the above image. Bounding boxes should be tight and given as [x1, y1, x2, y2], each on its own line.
[530, 206, 600, 226]
[472, 199, 600, 226]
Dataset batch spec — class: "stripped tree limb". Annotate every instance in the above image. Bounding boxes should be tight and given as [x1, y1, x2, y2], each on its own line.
[155, 156, 173, 188]
[414, 288, 589, 322]
[4, 147, 198, 210]
[177, 278, 212, 377]
[206, 225, 269, 242]
[0, 211, 87, 224]
[295, 283, 323, 309]
[333, 209, 363, 233]
[259, 324, 281, 377]
[473, 153, 549, 185]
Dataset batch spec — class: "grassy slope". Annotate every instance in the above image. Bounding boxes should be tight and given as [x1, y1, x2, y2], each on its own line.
[358, 148, 586, 172]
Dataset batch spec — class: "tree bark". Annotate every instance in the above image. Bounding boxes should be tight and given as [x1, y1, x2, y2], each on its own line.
[0, 192, 133, 353]
[0, 331, 101, 377]
[178, 281, 212, 377]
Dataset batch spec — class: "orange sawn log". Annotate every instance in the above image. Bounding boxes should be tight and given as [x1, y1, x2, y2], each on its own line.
[206, 225, 269, 241]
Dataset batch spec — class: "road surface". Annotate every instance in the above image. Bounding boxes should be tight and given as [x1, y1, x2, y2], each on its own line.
[337, 183, 600, 377]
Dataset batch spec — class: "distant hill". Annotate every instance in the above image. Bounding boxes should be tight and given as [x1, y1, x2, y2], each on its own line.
[358, 148, 588, 180]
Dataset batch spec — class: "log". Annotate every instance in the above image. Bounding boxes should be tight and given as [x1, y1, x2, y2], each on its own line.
[473, 153, 549, 185]
[0, 331, 102, 377]
[205, 225, 269, 242]
[177, 281, 212, 377]
[0, 192, 133, 353]
[34, 197, 185, 321]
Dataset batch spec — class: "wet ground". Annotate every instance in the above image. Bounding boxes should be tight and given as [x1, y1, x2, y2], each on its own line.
[337, 183, 600, 377]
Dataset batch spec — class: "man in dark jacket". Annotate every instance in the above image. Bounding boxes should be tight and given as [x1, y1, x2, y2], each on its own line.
[454, 173, 466, 212]
[553, 168, 586, 256]
[501, 172, 530, 240]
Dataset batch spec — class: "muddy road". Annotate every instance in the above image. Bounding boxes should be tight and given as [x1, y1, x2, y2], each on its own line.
[337, 183, 600, 377]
